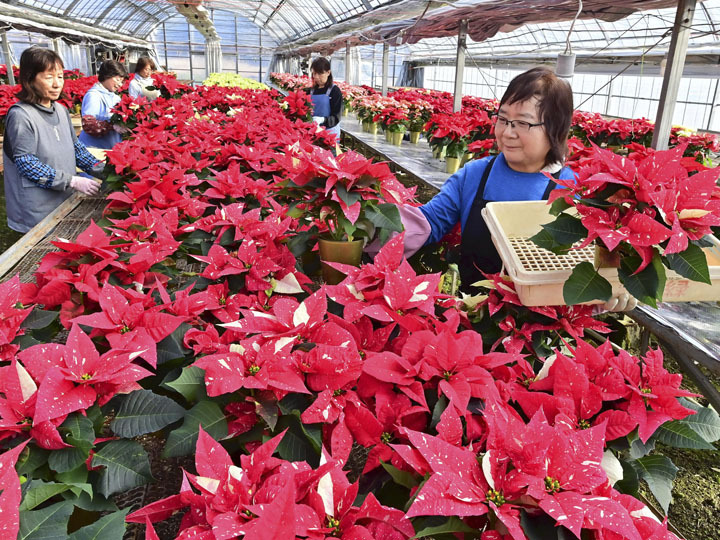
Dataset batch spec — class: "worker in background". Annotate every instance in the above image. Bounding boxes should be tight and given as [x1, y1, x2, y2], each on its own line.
[128, 56, 160, 101]
[3, 47, 103, 233]
[307, 57, 343, 151]
[78, 59, 128, 149]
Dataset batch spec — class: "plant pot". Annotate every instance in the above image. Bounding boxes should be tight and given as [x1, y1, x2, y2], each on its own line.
[445, 156, 462, 174]
[461, 152, 474, 166]
[390, 131, 404, 146]
[385, 130, 392, 142]
[361, 120, 369, 132]
[594, 244, 621, 269]
[318, 237, 364, 285]
[432, 146, 447, 160]
[368, 121, 379, 135]
[409, 131, 421, 144]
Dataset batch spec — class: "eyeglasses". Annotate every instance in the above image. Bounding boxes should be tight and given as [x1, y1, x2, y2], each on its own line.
[493, 115, 544, 132]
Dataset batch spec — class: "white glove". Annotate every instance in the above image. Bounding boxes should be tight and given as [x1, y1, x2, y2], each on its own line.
[70, 176, 101, 196]
[141, 88, 161, 100]
[603, 292, 638, 312]
[312, 116, 325, 125]
[112, 124, 130, 134]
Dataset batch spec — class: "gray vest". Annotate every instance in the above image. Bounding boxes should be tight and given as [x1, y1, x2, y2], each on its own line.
[3, 102, 75, 233]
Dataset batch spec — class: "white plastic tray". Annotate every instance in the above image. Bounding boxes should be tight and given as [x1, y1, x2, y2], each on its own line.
[482, 201, 720, 306]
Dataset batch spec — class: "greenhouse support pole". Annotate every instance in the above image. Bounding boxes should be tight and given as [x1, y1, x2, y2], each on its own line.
[651, 0, 696, 150]
[1, 32, 15, 85]
[453, 20, 468, 113]
[259, 27, 263, 81]
[345, 41, 351, 84]
[162, 23, 169, 72]
[381, 41, 389, 96]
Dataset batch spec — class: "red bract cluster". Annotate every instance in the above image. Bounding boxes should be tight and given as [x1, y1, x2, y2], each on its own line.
[0, 79, 706, 540]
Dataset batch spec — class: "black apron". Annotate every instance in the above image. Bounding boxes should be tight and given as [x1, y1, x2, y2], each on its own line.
[458, 156, 557, 291]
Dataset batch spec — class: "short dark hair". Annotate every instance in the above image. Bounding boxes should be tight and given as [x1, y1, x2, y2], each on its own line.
[134, 56, 156, 74]
[16, 47, 64, 105]
[310, 57, 333, 88]
[500, 67, 573, 166]
[98, 60, 128, 82]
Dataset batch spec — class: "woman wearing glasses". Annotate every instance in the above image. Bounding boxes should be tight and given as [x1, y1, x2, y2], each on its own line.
[407, 67, 635, 310]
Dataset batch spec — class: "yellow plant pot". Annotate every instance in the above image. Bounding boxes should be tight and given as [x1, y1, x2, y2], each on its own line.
[409, 131, 421, 144]
[390, 131, 404, 146]
[368, 121, 379, 135]
[445, 156, 461, 174]
[361, 120, 370, 132]
[385, 130, 392, 142]
[318, 237, 364, 285]
[461, 152, 474, 166]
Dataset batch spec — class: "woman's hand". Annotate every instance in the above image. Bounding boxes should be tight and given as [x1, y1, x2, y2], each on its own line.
[70, 176, 101, 196]
[602, 292, 638, 312]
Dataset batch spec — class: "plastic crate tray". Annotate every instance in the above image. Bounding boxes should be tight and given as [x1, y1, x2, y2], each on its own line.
[482, 201, 720, 306]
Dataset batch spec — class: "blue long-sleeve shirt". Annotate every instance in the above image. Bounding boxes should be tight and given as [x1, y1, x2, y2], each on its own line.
[419, 153, 576, 244]
[15, 140, 101, 189]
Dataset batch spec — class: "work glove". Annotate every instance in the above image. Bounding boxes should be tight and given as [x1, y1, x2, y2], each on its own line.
[70, 175, 101, 196]
[603, 292, 638, 312]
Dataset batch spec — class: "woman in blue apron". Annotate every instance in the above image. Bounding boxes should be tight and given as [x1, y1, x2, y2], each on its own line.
[308, 57, 342, 151]
[399, 67, 636, 311]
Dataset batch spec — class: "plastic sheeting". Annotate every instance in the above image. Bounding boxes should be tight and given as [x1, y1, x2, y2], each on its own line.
[289, 0, 695, 55]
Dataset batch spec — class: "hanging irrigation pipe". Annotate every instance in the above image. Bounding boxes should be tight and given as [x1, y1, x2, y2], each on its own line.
[564, 0, 583, 55]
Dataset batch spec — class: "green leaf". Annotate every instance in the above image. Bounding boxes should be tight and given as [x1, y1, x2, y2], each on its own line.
[156, 323, 192, 364]
[681, 404, 720, 443]
[413, 516, 479, 538]
[20, 480, 92, 511]
[49, 448, 88, 474]
[163, 400, 227, 458]
[19, 500, 73, 540]
[531, 213, 587, 253]
[549, 197, 572, 216]
[68, 508, 129, 540]
[91, 440, 153, 498]
[563, 262, 613, 305]
[614, 459, 639, 496]
[665, 242, 711, 284]
[56, 463, 89, 485]
[163, 366, 207, 403]
[618, 254, 666, 308]
[110, 389, 185, 437]
[629, 455, 678, 513]
[255, 397, 279, 431]
[520, 508, 574, 540]
[655, 419, 715, 449]
[381, 462, 419, 490]
[364, 203, 403, 235]
[275, 414, 321, 466]
[335, 184, 361, 208]
[20, 308, 59, 329]
[63, 491, 117, 512]
[16, 446, 50, 476]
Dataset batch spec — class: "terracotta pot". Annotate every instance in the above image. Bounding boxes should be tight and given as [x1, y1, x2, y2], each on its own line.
[390, 131, 404, 146]
[594, 244, 621, 269]
[409, 131, 421, 144]
[445, 156, 461, 174]
[318, 237, 364, 284]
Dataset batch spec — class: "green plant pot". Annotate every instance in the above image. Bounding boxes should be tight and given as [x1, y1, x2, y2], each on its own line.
[318, 237, 364, 285]
[390, 131, 404, 146]
[445, 156, 461, 174]
[409, 131, 421, 144]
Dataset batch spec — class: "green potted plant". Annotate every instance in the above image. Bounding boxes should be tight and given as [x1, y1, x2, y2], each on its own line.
[275, 146, 411, 283]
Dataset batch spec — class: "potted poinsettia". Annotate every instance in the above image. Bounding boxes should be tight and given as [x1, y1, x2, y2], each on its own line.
[531, 143, 720, 307]
[272, 144, 412, 283]
[374, 105, 409, 146]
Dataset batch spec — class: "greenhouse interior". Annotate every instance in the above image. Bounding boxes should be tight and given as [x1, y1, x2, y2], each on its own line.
[1, 0, 720, 539]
